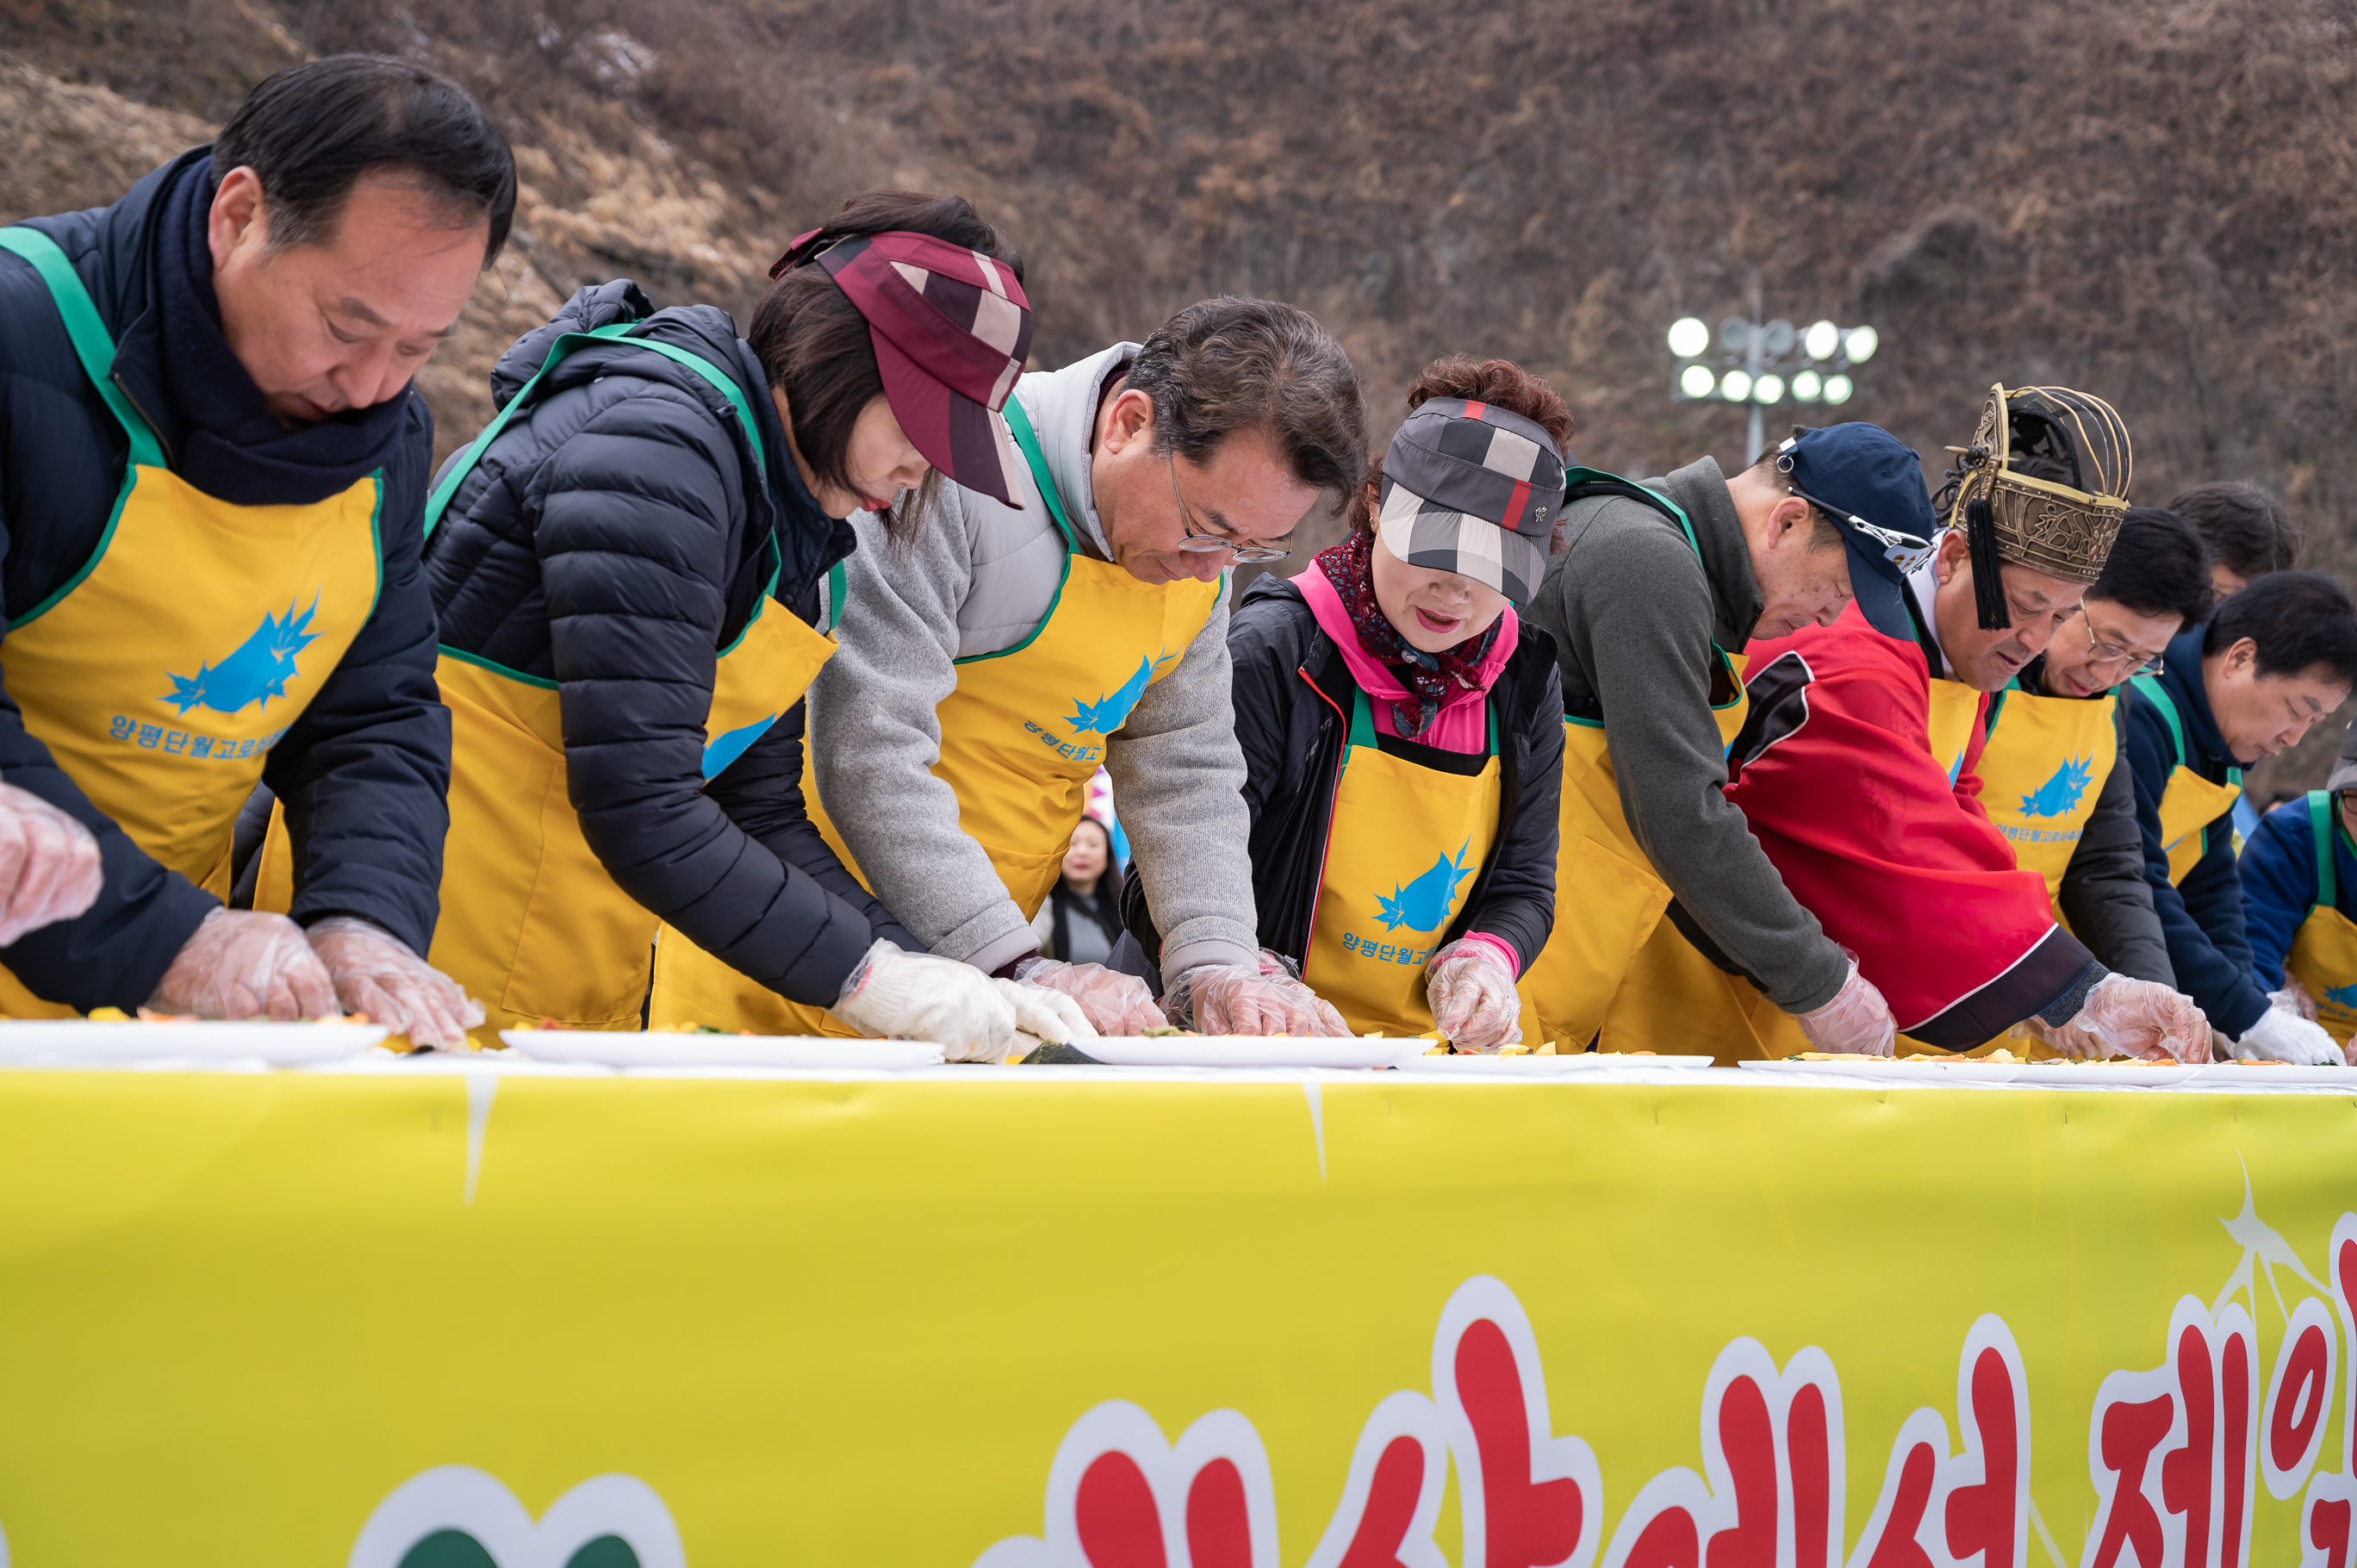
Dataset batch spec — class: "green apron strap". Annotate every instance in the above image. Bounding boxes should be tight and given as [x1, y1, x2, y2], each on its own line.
[1347, 686, 1380, 751]
[1004, 397, 1081, 550]
[1563, 466, 1701, 560]
[823, 559, 849, 635]
[425, 325, 770, 538]
[0, 227, 165, 470]
[2311, 790, 2338, 910]
[2129, 674, 2186, 769]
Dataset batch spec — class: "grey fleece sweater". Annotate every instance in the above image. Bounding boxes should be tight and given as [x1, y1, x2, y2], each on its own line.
[1524, 456, 1850, 1013]
[805, 345, 1262, 979]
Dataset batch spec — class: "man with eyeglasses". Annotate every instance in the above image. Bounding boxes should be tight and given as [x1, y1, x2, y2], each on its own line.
[1720, 387, 2209, 1061]
[803, 296, 1369, 1036]
[1973, 507, 2214, 986]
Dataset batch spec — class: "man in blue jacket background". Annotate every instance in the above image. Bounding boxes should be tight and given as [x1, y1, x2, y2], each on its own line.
[2124, 572, 2357, 1062]
[0, 55, 510, 1037]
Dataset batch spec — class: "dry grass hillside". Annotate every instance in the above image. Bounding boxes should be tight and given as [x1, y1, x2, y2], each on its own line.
[3, 0, 2355, 790]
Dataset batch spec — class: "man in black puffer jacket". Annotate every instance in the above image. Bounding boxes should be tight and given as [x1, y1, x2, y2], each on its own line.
[0, 57, 508, 1036]
[425, 279, 911, 1011]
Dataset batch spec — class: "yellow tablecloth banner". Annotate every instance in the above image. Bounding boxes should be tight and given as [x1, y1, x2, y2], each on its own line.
[0, 1067, 2351, 1568]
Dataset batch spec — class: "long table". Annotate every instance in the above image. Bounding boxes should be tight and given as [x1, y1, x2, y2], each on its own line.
[0, 1055, 2350, 1567]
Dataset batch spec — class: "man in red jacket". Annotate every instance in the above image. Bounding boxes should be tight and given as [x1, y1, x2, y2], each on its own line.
[1722, 390, 2207, 1060]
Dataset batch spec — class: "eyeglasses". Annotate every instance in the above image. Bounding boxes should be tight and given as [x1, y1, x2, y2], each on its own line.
[1784, 478, 1934, 574]
[1168, 449, 1291, 563]
[2079, 620, 2167, 676]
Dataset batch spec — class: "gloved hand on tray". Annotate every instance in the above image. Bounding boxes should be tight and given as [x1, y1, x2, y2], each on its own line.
[2230, 1000, 2343, 1066]
[1425, 937, 1521, 1054]
[2271, 976, 2320, 1024]
[1164, 949, 1348, 1037]
[306, 916, 485, 1050]
[830, 940, 1025, 1061]
[147, 907, 339, 1021]
[2033, 973, 2210, 1062]
[1792, 957, 1896, 1057]
[0, 781, 102, 947]
[1012, 956, 1161, 1035]
[993, 976, 1098, 1048]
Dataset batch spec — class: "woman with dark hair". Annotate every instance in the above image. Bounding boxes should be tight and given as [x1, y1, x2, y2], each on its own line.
[1123, 358, 1567, 1049]
[376, 189, 1091, 1056]
[1031, 817, 1124, 965]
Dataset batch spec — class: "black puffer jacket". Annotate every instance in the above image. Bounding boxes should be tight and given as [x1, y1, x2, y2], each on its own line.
[1123, 574, 1564, 969]
[0, 148, 451, 1010]
[426, 281, 913, 1005]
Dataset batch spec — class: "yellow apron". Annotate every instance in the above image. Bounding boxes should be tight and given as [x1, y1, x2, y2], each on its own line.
[0, 227, 381, 1017]
[1974, 683, 2119, 909]
[648, 395, 1224, 1034]
[2284, 790, 2357, 1046]
[262, 323, 836, 1048]
[1301, 688, 1502, 1037]
[2130, 674, 2243, 886]
[1513, 469, 1748, 1053]
[1924, 675, 1984, 785]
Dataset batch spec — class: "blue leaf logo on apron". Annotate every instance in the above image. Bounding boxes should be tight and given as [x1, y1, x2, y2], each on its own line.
[2018, 756, 2093, 818]
[2326, 982, 2357, 1008]
[161, 594, 323, 717]
[1378, 841, 1473, 932]
[1067, 656, 1155, 738]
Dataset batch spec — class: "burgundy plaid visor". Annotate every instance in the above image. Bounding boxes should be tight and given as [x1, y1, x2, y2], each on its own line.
[807, 230, 1035, 507]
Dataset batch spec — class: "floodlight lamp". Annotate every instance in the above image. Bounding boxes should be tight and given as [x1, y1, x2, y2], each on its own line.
[1824, 375, 1854, 405]
[1720, 370, 1753, 402]
[1844, 326, 1878, 364]
[1680, 364, 1718, 399]
[1753, 374, 1785, 405]
[1803, 320, 1840, 361]
[1791, 370, 1823, 402]
[1667, 317, 1712, 358]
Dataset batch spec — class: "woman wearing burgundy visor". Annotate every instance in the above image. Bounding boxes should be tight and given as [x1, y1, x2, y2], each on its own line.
[403, 190, 1093, 1055]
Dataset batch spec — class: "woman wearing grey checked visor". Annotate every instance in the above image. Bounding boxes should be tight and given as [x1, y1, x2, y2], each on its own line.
[1119, 357, 1572, 1050]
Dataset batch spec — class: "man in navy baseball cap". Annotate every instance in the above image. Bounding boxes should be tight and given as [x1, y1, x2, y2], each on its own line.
[1771, 423, 1940, 643]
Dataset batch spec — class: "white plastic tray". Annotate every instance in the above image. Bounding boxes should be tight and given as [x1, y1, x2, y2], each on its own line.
[1394, 1052, 1716, 1073]
[1079, 1036, 1431, 1068]
[500, 1030, 944, 1070]
[0, 1019, 388, 1066]
[2184, 1061, 2356, 1087]
[1741, 1057, 2027, 1085]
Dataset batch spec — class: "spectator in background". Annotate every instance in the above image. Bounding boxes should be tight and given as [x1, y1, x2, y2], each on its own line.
[2240, 720, 2357, 1062]
[1031, 818, 1124, 966]
[2169, 481, 2298, 598]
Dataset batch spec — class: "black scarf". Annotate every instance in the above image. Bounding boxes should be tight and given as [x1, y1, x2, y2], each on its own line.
[154, 155, 414, 506]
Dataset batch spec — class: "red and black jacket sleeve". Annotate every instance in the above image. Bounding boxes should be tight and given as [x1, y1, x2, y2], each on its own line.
[1723, 608, 2106, 1047]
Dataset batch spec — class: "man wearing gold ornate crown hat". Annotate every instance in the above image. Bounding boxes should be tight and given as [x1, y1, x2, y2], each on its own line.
[1717, 387, 2211, 1061]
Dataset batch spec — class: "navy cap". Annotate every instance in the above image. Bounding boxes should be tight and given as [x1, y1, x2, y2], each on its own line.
[1776, 424, 1940, 641]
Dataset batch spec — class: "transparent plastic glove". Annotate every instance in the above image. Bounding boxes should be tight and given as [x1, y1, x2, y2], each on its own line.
[829, 939, 1018, 1062]
[1425, 938, 1522, 1053]
[1017, 958, 1160, 1034]
[306, 916, 484, 1050]
[2058, 974, 2211, 1063]
[1792, 959, 1897, 1057]
[147, 907, 338, 1021]
[2273, 976, 2320, 1024]
[1165, 957, 1349, 1037]
[0, 782, 101, 947]
[2231, 1003, 2343, 1066]
[1254, 948, 1350, 1036]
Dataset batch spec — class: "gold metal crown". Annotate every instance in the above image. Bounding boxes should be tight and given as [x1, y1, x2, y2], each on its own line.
[1944, 384, 2133, 583]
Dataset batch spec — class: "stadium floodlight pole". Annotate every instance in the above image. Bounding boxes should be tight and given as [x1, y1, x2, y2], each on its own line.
[1668, 289, 1876, 463]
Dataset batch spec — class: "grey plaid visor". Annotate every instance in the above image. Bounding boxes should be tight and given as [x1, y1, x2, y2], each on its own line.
[1376, 397, 1567, 606]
